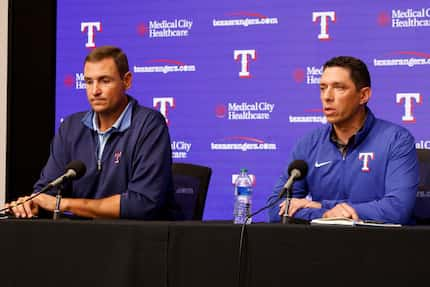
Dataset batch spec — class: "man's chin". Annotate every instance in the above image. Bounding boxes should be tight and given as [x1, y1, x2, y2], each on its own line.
[324, 116, 337, 125]
[91, 105, 107, 113]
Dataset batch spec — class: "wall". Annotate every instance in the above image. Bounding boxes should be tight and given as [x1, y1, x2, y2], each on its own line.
[0, 0, 8, 203]
[7, 0, 55, 201]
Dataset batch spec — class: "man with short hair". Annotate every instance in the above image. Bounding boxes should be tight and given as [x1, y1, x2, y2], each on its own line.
[267, 56, 418, 224]
[6, 46, 176, 220]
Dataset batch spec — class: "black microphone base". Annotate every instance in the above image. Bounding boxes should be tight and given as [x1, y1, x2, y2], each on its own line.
[282, 215, 290, 224]
[281, 216, 310, 225]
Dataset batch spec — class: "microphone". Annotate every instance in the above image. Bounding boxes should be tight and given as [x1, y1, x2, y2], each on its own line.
[278, 160, 308, 199]
[45, 160, 86, 220]
[279, 160, 308, 224]
[0, 160, 87, 215]
[47, 160, 87, 188]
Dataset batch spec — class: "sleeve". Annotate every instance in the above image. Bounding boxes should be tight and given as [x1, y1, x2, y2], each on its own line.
[119, 111, 174, 220]
[267, 165, 327, 222]
[320, 199, 347, 209]
[350, 130, 419, 224]
[291, 207, 326, 220]
[267, 138, 323, 222]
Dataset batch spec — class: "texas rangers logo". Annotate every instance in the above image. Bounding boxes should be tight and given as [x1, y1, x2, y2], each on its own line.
[312, 11, 336, 40]
[81, 21, 102, 48]
[358, 152, 374, 172]
[114, 151, 122, 164]
[234, 49, 256, 78]
[396, 92, 422, 123]
[153, 97, 175, 125]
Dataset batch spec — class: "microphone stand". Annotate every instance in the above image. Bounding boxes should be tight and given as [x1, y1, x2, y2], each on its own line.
[53, 181, 65, 220]
[281, 187, 292, 224]
[237, 197, 283, 287]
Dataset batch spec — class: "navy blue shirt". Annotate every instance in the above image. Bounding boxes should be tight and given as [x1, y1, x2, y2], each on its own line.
[34, 97, 175, 220]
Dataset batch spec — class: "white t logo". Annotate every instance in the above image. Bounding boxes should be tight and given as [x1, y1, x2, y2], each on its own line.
[359, 152, 374, 172]
[81, 22, 102, 48]
[312, 11, 336, 40]
[153, 97, 175, 125]
[396, 93, 422, 123]
[234, 49, 256, 78]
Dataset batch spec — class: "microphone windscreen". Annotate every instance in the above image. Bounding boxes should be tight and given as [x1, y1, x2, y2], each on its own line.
[65, 160, 87, 179]
[287, 160, 308, 180]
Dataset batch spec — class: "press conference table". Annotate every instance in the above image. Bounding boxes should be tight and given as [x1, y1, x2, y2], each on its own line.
[0, 219, 428, 287]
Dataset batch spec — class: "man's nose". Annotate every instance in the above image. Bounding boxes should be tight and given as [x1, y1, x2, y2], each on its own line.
[321, 88, 333, 102]
[90, 81, 101, 95]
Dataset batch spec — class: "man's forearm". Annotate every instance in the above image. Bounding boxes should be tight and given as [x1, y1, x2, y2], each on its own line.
[61, 194, 121, 219]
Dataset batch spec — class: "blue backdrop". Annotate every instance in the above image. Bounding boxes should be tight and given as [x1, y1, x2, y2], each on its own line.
[55, 0, 430, 221]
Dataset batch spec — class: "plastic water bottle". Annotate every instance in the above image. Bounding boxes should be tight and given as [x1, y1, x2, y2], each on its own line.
[233, 168, 253, 224]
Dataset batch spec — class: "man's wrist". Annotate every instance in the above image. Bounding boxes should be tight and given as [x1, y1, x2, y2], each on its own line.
[60, 198, 70, 212]
[310, 201, 322, 209]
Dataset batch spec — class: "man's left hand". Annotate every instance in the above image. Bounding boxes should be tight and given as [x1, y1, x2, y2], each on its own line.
[323, 203, 359, 220]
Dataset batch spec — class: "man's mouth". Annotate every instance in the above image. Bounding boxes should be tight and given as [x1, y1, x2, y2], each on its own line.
[324, 107, 336, 115]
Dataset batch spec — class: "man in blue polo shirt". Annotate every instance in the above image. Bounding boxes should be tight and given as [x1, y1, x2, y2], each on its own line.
[6, 46, 176, 220]
[267, 56, 419, 224]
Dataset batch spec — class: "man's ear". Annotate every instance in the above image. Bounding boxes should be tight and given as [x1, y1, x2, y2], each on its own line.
[360, 87, 371, 105]
[123, 71, 132, 89]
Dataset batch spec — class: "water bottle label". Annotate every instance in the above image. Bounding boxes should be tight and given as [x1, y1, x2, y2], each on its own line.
[237, 195, 251, 206]
[234, 195, 252, 224]
[237, 186, 251, 196]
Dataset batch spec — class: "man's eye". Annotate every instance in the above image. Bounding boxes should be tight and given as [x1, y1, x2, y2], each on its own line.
[85, 80, 93, 85]
[102, 79, 112, 84]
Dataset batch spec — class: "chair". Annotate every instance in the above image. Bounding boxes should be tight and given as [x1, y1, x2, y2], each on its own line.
[414, 149, 430, 224]
[172, 162, 212, 220]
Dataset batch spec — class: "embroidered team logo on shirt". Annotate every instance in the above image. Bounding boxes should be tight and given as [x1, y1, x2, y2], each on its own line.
[358, 152, 374, 172]
[114, 151, 122, 164]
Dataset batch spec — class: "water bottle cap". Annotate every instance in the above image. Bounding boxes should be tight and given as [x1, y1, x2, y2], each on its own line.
[240, 168, 248, 173]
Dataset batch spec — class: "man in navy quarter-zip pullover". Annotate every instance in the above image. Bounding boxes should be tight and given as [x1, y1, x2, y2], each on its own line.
[267, 56, 418, 224]
[5, 46, 177, 220]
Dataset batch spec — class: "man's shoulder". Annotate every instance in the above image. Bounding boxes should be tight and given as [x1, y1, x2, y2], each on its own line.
[368, 117, 416, 156]
[133, 104, 160, 116]
[132, 103, 166, 124]
[292, 125, 330, 155]
[60, 111, 88, 127]
[372, 117, 414, 140]
[374, 116, 406, 129]
[298, 125, 330, 145]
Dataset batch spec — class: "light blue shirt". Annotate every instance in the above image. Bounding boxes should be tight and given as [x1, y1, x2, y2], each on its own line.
[81, 101, 133, 170]
[93, 102, 133, 160]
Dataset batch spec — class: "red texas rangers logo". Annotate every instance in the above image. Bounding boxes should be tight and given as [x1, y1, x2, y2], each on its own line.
[114, 151, 122, 164]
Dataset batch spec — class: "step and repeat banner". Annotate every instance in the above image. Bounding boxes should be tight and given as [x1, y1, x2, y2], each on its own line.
[56, 0, 430, 221]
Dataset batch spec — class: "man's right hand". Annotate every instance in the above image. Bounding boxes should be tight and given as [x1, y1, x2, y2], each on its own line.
[4, 196, 39, 218]
[278, 198, 322, 217]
